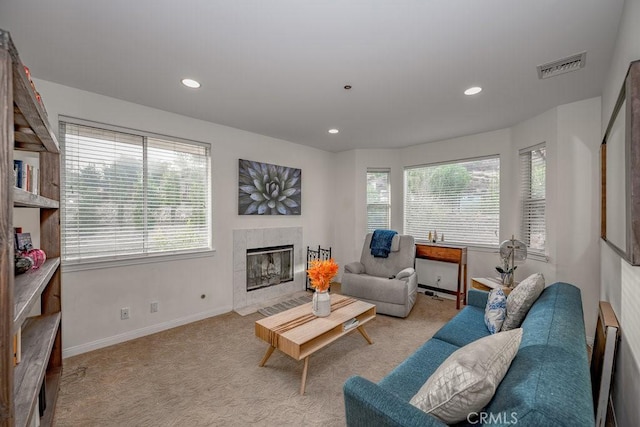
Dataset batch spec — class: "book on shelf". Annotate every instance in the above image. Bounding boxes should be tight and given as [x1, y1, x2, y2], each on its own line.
[13, 159, 39, 194]
[13, 327, 21, 366]
[343, 318, 359, 331]
[14, 159, 23, 189]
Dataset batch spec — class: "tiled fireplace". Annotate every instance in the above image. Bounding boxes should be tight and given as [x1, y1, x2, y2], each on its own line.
[233, 227, 303, 311]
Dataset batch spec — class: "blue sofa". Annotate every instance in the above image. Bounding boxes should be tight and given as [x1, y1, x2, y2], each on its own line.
[344, 282, 594, 426]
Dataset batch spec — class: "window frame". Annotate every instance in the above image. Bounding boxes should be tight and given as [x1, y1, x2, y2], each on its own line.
[366, 168, 391, 233]
[403, 154, 501, 248]
[59, 116, 214, 270]
[519, 142, 547, 259]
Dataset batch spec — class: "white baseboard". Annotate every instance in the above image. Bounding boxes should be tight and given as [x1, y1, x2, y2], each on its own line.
[62, 306, 232, 358]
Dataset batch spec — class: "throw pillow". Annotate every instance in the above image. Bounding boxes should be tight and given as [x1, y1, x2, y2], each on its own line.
[484, 288, 507, 334]
[501, 273, 545, 331]
[410, 328, 523, 424]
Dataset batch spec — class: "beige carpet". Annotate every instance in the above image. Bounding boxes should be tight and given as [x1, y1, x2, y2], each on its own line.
[54, 289, 458, 426]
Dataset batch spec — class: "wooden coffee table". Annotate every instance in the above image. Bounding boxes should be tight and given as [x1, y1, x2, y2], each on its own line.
[255, 293, 376, 395]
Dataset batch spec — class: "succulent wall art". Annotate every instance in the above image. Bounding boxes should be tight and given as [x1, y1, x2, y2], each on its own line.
[238, 159, 301, 215]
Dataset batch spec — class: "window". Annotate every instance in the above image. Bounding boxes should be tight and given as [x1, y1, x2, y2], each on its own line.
[367, 169, 391, 233]
[519, 143, 546, 255]
[60, 119, 211, 263]
[404, 156, 500, 246]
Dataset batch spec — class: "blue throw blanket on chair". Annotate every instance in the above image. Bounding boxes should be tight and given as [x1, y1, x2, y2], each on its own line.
[370, 229, 398, 258]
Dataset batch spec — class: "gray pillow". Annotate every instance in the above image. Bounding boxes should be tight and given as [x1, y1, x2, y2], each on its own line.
[410, 328, 523, 424]
[501, 273, 545, 331]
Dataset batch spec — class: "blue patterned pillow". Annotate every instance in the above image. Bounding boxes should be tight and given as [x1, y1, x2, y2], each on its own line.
[484, 288, 507, 334]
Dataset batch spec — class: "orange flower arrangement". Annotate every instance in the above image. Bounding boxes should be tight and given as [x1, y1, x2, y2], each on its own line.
[307, 258, 339, 292]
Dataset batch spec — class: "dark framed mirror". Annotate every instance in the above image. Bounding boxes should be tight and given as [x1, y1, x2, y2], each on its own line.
[601, 60, 640, 265]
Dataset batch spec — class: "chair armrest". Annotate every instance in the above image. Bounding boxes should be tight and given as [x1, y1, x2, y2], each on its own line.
[467, 289, 489, 308]
[345, 262, 365, 274]
[395, 267, 415, 281]
[343, 376, 446, 427]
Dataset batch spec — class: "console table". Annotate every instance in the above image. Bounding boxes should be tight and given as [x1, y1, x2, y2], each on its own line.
[415, 243, 468, 309]
[471, 277, 513, 295]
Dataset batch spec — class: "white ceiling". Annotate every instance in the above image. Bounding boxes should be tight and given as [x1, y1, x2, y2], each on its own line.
[0, 1, 624, 152]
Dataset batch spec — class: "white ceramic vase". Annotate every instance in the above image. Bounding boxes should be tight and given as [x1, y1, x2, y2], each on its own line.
[312, 290, 331, 317]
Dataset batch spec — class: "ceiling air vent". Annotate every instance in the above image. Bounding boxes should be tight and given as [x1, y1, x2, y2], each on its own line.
[537, 52, 586, 79]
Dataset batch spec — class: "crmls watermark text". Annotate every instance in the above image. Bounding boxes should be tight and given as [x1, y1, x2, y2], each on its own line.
[467, 411, 518, 425]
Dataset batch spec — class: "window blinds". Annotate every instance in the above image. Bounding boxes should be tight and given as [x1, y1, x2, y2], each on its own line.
[404, 156, 500, 246]
[367, 169, 391, 233]
[61, 121, 211, 262]
[519, 144, 546, 254]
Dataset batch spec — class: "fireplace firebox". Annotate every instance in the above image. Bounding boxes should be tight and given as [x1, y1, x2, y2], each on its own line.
[246, 245, 294, 291]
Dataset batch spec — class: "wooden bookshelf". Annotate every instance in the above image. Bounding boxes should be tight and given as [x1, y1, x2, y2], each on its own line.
[1, 29, 62, 427]
[13, 259, 60, 332]
[13, 188, 58, 209]
[13, 314, 61, 427]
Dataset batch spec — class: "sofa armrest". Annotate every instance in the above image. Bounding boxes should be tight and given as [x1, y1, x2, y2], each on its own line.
[343, 376, 446, 427]
[467, 289, 489, 308]
[345, 262, 365, 274]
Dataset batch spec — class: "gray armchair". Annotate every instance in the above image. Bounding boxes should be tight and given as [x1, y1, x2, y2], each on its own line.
[341, 233, 417, 317]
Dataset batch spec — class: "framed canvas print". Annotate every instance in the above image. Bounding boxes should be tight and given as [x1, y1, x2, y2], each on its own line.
[238, 159, 301, 215]
[601, 59, 640, 265]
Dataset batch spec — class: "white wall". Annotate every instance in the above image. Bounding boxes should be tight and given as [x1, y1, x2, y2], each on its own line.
[334, 99, 602, 339]
[33, 79, 335, 357]
[600, 0, 640, 424]
[331, 150, 357, 272]
[555, 98, 602, 340]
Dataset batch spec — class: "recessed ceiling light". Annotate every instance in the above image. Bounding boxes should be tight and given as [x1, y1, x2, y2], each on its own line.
[181, 78, 201, 89]
[328, 129, 339, 134]
[464, 86, 482, 96]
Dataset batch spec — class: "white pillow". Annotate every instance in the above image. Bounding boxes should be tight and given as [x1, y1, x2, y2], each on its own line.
[484, 288, 507, 334]
[502, 273, 545, 331]
[410, 328, 523, 424]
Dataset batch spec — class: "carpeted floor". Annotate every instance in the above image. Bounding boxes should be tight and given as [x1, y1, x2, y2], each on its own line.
[54, 289, 458, 426]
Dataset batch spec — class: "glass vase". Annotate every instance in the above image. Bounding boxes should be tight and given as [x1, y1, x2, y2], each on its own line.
[501, 272, 514, 287]
[312, 290, 331, 317]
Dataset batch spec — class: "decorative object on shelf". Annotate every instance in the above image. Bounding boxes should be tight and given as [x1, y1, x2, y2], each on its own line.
[15, 255, 34, 275]
[13, 231, 46, 269]
[25, 248, 46, 269]
[496, 236, 528, 287]
[307, 258, 339, 317]
[238, 159, 301, 215]
[15, 231, 33, 252]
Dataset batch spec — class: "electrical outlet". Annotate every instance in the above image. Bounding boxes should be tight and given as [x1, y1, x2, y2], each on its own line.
[436, 275, 442, 284]
[150, 302, 159, 313]
[120, 307, 130, 320]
